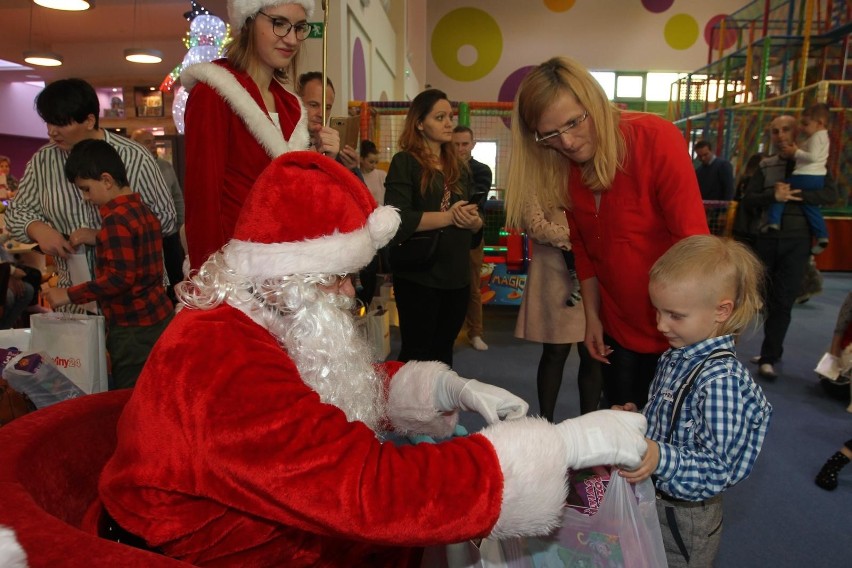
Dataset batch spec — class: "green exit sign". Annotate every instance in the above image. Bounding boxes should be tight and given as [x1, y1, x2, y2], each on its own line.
[308, 23, 324, 38]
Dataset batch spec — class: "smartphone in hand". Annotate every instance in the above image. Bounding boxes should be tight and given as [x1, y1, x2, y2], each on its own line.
[468, 191, 488, 209]
[329, 116, 359, 149]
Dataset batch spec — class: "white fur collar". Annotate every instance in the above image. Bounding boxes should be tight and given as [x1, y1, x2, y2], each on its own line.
[181, 62, 311, 158]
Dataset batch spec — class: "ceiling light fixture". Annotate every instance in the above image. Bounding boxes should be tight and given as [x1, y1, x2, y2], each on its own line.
[33, 0, 94, 10]
[124, 49, 163, 64]
[125, 0, 161, 64]
[24, 51, 64, 66]
[24, 2, 63, 67]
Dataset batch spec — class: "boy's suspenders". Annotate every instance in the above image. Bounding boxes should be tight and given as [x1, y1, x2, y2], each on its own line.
[665, 349, 735, 444]
[661, 348, 735, 564]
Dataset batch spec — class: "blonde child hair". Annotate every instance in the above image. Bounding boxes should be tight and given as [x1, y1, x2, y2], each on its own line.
[649, 235, 764, 337]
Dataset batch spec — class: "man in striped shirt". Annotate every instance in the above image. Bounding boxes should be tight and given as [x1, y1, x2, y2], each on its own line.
[6, 79, 177, 313]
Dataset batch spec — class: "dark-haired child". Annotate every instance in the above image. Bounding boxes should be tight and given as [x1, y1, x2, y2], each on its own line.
[44, 139, 173, 389]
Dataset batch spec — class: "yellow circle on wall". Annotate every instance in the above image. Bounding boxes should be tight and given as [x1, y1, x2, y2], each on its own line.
[544, 0, 575, 12]
[664, 14, 699, 50]
[432, 8, 503, 82]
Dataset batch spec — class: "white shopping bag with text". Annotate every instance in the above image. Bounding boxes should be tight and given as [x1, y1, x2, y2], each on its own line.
[29, 313, 108, 394]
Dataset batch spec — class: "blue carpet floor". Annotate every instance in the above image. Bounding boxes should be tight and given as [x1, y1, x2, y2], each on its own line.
[390, 271, 852, 567]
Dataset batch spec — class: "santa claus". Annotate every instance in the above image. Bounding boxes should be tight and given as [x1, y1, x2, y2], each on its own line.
[98, 152, 647, 567]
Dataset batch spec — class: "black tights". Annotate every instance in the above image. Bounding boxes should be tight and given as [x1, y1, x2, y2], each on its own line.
[537, 342, 603, 422]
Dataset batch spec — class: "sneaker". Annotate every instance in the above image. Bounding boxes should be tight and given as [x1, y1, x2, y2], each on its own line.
[760, 223, 780, 233]
[750, 355, 761, 364]
[470, 336, 489, 351]
[758, 363, 778, 379]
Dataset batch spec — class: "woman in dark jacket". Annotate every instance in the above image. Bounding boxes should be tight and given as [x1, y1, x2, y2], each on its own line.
[384, 89, 482, 366]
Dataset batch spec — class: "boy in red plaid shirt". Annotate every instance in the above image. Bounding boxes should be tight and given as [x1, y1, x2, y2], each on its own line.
[44, 139, 174, 389]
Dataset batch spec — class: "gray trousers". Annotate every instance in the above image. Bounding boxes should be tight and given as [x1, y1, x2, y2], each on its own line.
[655, 493, 723, 568]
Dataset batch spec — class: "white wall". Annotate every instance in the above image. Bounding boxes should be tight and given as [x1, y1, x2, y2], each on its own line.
[0, 82, 45, 138]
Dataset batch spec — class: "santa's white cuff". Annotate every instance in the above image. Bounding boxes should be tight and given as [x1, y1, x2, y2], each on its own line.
[479, 418, 568, 539]
[0, 526, 27, 568]
[385, 360, 459, 438]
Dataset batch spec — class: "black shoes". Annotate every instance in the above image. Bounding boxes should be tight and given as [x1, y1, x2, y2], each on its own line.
[815, 451, 850, 491]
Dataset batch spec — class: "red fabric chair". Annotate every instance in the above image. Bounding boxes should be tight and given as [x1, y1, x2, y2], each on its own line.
[0, 390, 189, 567]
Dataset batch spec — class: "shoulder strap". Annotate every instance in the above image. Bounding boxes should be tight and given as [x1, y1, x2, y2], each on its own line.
[665, 349, 735, 444]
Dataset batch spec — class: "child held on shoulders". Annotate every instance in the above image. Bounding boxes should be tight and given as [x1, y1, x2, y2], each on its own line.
[615, 235, 772, 568]
[43, 140, 174, 390]
[764, 103, 831, 255]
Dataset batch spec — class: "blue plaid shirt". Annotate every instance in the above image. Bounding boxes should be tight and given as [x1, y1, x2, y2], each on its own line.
[644, 335, 772, 501]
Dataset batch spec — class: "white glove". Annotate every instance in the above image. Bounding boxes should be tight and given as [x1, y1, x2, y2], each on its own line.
[556, 410, 648, 470]
[434, 371, 529, 424]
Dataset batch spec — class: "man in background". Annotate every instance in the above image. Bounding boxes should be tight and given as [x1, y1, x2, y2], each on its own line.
[297, 72, 359, 171]
[694, 140, 735, 201]
[131, 129, 185, 302]
[453, 126, 492, 351]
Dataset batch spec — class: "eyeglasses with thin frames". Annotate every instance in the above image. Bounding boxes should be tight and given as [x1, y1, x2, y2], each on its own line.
[256, 11, 312, 41]
[534, 111, 589, 145]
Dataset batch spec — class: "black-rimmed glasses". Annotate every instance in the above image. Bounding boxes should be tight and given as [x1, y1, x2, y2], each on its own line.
[256, 11, 312, 41]
[534, 111, 589, 145]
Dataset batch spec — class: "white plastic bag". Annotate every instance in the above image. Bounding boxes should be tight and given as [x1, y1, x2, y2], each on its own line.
[516, 474, 667, 568]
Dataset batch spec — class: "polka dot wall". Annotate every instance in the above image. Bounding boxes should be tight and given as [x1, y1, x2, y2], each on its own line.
[424, 0, 746, 104]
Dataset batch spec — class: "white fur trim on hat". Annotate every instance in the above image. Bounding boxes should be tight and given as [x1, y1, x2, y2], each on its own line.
[386, 361, 459, 438]
[223, 205, 400, 279]
[479, 418, 569, 539]
[228, 0, 316, 29]
[0, 526, 27, 568]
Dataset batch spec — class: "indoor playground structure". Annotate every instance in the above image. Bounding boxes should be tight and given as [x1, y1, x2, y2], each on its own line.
[669, 0, 850, 269]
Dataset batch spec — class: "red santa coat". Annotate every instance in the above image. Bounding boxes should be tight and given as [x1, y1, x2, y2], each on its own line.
[182, 60, 311, 270]
[567, 113, 709, 354]
[99, 305, 569, 567]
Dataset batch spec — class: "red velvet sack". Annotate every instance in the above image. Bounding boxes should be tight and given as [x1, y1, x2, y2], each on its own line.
[0, 376, 35, 427]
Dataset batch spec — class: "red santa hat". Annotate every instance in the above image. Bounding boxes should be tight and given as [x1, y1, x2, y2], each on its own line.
[223, 152, 400, 280]
[228, 0, 315, 30]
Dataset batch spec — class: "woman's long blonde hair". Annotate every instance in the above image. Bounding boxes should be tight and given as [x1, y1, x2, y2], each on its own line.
[505, 57, 626, 229]
[397, 89, 463, 196]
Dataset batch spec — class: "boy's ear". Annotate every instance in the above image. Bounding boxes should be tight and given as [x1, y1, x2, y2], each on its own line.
[715, 299, 734, 323]
[100, 172, 116, 188]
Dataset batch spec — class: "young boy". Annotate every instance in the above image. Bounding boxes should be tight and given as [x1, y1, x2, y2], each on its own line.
[617, 235, 773, 568]
[44, 140, 174, 390]
[764, 103, 831, 254]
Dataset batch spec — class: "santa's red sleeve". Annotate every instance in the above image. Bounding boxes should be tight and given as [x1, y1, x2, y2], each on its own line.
[99, 308, 569, 565]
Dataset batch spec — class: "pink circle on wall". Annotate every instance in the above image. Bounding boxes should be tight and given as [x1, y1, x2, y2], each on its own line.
[641, 0, 674, 13]
[498, 66, 534, 103]
[498, 66, 534, 128]
[352, 38, 366, 101]
[705, 14, 738, 50]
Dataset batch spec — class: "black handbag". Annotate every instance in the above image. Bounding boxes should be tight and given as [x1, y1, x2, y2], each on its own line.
[389, 182, 451, 271]
[388, 229, 443, 271]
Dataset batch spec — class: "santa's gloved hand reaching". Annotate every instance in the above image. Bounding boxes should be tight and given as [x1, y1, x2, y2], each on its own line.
[556, 409, 648, 470]
[434, 369, 529, 424]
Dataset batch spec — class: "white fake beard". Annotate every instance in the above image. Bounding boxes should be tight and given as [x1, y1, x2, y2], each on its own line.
[261, 282, 385, 432]
[177, 254, 385, 430]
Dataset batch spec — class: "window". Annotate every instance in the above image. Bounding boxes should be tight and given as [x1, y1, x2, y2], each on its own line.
[591, 72, 615, 100]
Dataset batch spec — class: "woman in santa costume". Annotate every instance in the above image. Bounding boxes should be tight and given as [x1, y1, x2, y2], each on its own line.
[182, 0, 341, 270]
[97, 152, 648, 567]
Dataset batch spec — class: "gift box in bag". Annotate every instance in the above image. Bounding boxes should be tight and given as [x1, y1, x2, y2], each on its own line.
[29, 313, 108, 394]
[3, 350, 86, 409]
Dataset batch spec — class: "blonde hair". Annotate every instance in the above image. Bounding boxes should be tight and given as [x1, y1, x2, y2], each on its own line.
[505, 56, 627, 229]
[225, 17, 301, 83]
[649, 235, 764, 337]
